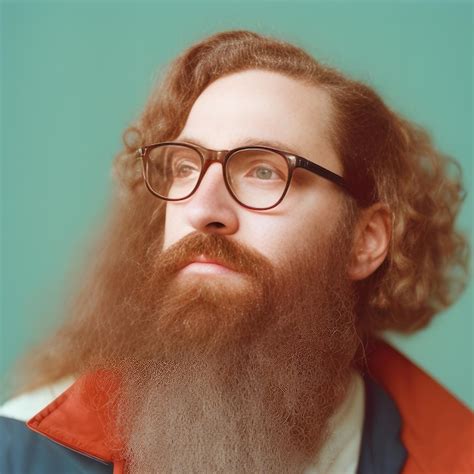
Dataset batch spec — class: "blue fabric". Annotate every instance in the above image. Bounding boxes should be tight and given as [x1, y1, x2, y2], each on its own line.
[357, 375, 407, 474]
[0, 416, 113, 474]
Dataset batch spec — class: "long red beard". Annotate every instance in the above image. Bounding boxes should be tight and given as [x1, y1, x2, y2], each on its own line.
[102, 225, 360, 473]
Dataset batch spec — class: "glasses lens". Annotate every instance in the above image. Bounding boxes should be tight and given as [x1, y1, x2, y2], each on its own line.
[226, 149, 289, 209]
[147, 144, 202, 199]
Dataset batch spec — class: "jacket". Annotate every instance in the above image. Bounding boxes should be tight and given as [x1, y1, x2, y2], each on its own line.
[1, 340, 473, 473]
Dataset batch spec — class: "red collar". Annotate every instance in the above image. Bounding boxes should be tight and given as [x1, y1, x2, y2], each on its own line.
[27, 340, 474, 473]
[365, 340, 473, 473]
[27, 369, 124, 468]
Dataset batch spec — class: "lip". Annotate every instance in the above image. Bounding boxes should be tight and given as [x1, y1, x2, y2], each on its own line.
[180, 255, 236, 275]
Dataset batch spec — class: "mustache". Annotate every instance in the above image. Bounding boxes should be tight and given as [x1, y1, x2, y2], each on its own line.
[152, 232, 274, 279]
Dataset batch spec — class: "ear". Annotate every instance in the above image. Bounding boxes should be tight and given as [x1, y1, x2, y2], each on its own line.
[347, 203, 392, 281]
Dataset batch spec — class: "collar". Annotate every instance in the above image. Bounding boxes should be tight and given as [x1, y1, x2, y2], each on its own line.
[27, 370, 366, 474]
[27, 369, 124, 467]
[365, 339, 473, 473]
[26, 340, 474, 473]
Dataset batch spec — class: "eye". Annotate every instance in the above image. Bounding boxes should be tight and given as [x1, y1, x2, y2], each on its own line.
[245, 164, 285, 181]
[173, 159, 200, 178]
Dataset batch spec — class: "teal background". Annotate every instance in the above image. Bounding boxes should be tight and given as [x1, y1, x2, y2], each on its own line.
[1, 1, 472, 407]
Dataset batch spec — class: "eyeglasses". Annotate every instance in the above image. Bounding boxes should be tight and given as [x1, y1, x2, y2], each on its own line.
[136, 141, 354, 210]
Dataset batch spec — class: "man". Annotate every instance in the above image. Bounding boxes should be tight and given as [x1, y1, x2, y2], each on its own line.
[0, 30, 472, 473]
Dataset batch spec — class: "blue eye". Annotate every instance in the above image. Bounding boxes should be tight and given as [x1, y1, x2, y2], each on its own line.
[244, 163, 285, 182]
[253, 166, 278, 180]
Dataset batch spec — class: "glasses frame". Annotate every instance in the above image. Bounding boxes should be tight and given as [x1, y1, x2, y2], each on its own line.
[136, 141, 354, 210]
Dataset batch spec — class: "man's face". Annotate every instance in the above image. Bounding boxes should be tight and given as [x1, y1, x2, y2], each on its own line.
[163, 69, 346, 272]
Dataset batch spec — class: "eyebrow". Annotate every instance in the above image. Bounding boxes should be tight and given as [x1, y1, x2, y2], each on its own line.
[177, 135, 304, 157]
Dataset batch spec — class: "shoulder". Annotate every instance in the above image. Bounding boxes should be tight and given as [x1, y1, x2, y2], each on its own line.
[0, 377, 75, 421]
[0, 415, 113, 473]
[366, 339, 474, 473]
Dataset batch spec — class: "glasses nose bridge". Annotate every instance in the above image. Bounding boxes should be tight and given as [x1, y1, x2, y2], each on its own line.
[200, 148, 229, 175]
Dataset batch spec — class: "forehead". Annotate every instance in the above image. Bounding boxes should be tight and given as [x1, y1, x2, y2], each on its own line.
[178, 69, 341, 174]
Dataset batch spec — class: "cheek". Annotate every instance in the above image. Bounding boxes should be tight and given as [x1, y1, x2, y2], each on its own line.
[250, 204, 336, 262]
[163, 205, 185, 250]
[239, 215, 312, 263]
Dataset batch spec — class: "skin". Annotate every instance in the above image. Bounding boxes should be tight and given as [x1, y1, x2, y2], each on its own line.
[163, 69, 391, 280]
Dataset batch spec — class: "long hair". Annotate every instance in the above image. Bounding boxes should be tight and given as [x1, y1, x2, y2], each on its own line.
[10, 29, 469, 395]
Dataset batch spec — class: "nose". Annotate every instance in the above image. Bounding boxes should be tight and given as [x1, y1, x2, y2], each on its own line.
[185, 162, 239, 235]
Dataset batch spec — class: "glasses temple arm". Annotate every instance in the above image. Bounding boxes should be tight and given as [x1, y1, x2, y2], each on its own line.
[295, 157, 354, 197]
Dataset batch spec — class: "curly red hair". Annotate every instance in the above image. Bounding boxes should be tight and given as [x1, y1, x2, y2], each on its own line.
[114, 30, 469, 335]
